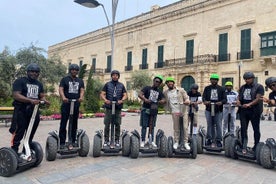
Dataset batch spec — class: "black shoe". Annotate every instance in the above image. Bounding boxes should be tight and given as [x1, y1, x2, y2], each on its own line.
[206, 139, 212, 146]
[60, 144, 66, 149]
[216, 141, 222, 148]
[73, 143, 78, 147]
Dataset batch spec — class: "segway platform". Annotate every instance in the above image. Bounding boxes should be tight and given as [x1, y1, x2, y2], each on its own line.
[139, 142, 158, 153]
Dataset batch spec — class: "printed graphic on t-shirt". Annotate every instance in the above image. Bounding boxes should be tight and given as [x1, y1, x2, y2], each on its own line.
[190, 96, 198, 102]
[69, 81, 79, 94]
[149, 89, 159, 103]
[210, 89, 218, 101]
[243, 88, 252, 100]
[27, 84, 39, 99]
[227, 94, 237, 104]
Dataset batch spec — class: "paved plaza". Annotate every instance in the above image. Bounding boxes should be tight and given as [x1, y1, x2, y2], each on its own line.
[1, 109, 276, 184]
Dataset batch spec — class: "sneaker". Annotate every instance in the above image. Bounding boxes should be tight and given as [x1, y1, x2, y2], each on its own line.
[103, 141, 109, 147]
[68, 144, 73, 150]
[73, 142, 78, 147]
[140, 141, 145, 148]
[151, 142, 157, 147]
[216, 141, 222, 148]
[184, 142, 191, 150]
[173, 142, 179, 149]
[60, 144, 66, 149]
[206, 139, 212, 146]
[115, 140, 120, 147]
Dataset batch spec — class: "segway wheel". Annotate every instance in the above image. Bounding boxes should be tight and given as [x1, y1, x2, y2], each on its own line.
[167, 136, 174, 158]
[230, 138, 239, 159]
[255, 142, 264, 165]
[196, 133, 203, 154]
[158, 135, 167, 158]
[224, 136, 232, 158]
[92, 135, 102, 157]
[0, 147, 17, 177]
[260, 144, 274, 169]
[45, 136, 57, 161]
[122, 134, 130, 157]
[130, 135, 139, 159]
[191, 136, 197, 159]
[78, 134, 90, 157]
[30, 141, 43, 166]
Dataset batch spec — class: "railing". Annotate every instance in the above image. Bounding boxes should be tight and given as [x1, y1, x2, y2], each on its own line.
[139, 63, 148, 70]
[237, 50, 254, 60]
[124, 65, 133, 71]
[164, 54, 217, 67]
[214, 53, 231, 62]
[92, 68, 104, 74]
[154, 62, 165, 68]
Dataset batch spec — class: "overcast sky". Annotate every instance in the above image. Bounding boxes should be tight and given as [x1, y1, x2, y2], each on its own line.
[0, 0, 179, 55]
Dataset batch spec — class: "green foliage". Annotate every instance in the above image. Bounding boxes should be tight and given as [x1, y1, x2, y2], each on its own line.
[130, 70, 152, 90]
[83, 66, 104, 113]
[78, 64, 87, 79]
[40, 95, 61, 116]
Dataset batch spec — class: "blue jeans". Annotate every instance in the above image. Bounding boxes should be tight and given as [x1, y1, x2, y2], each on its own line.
[205, 110, 223, 141]
[223, 106, 236, 135]
[140, 108, 157, 141]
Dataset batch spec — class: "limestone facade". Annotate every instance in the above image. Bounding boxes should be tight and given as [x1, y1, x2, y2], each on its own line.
[48, 0, 276, 98]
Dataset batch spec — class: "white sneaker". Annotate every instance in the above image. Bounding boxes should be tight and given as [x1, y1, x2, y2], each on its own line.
[151, 142, 157, 147]
[173, 142, 179, 149]
[140, 141, 145, 148]
[184, 142, 191, 150]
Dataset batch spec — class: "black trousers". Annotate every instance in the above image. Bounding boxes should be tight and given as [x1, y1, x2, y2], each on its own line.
[11, 105, 40, 153]
[239, 108, 261, 150]
[59, 102, 80, 145]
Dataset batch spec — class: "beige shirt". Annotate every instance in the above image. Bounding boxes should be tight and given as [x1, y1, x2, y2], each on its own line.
[164, 87, 190, 113]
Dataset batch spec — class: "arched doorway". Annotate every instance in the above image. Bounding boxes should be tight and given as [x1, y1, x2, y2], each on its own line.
[181, 76, 195, 91]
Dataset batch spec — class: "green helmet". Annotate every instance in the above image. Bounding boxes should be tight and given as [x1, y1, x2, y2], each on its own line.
[165, 77, 175, 83]
[154, 75, 163, 83]
[225, 81, 233, 86]
[210, 73, 219, 80]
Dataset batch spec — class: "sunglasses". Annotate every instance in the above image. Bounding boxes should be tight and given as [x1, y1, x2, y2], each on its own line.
[30, 70, 40, 73]
[155, 80, 161, 83]
[271, 84, 276, 87]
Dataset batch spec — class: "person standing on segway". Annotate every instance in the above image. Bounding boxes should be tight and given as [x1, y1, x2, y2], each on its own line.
[236, 72, 264, 154]
[59, 64, 84, 150]
[222, 81, 238, 135]
[10, 63, 50, 154]
[202, 73, 226, 148]
[164, 77, 191, 150]
[187, 84, 202, 135]
[263, 77, 276, 106]
[138, 75, 165, 148]
[100, 70, 127, 147]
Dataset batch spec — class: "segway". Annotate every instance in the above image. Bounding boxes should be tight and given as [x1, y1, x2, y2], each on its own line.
[259, 138, 276, 169]
[92, 101, 130, 157]
[223, 103, 236, 157]
[0, 102, 44, 177]
[229, 107, 264, 164]
[45, 99, 90, 161]
[129, 102, 167, 159]
[167, 104, 197, 158]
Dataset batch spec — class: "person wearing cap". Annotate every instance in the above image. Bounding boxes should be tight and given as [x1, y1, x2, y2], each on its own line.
[263, 77, 276, 106]
[164, 77, 191, 150]
[138, 75, 166, 148]
[10, 63, 50, 154]
[202, 73, 226, 147]
[187, 84, 202, 135]
[59, 64, 85, 149]
[100, 70, 127, 147]
[222, 81, 238, 135]
[236, 71, 264, 154]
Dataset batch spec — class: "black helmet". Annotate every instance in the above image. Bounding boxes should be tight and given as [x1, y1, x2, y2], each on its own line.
[191, 84, 199, 90]
[111, 70, 120, 78]
[265, 77, 276, 87]
[26, 63, 40, 72]
[69, 64, 80, 71]
[243, 72, 255, 79]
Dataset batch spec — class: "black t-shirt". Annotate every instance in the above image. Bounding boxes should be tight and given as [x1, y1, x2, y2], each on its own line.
[12, 76, 44, 105]
[269, 91, 276, 101]
[187, 90, 201, 102]
[59, 75, 85, 100]
[141, 86, 164, 109]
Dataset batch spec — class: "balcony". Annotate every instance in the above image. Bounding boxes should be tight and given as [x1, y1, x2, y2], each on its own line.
[237, 50, 254, 60]
[164, 54, 217, 67]
[214, 53, 231, 62]
[154, 62, 164, 68]
[139, 63, 148, 70]
[124, 65, 133, 71]
[105, 68, 111, 73]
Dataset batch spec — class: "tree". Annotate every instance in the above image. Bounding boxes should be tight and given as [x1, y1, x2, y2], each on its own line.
[130, 70, 152, 91]
[78, 64, 87, 79]
[84, 66, 103, 113]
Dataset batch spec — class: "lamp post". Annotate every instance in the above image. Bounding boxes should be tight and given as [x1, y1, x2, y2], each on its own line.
[74, 0, 119, 72]
[238, 61, 243, 88]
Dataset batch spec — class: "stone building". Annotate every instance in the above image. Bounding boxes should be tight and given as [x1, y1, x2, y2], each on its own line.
[48, 0, 276, 98]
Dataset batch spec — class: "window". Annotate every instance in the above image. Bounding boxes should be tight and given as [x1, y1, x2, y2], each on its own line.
[79, 60, 83, 67]
[158, 45, 164, 63]
[106, 55, 111, 73]
[127, 51, 132, 67]
[222, 77, 233, 87]
[218, 33, 228, 61]
[186, 40, 194, 64]
[240, 29, 251, 59]
[259, 31, 276, 56]
[92, 58, 96, 72]
[142, 48, 147, 65]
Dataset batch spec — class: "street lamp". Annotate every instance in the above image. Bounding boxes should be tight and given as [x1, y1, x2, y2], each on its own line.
[74, 0, 118, 71]
[238, 61, 243, 88]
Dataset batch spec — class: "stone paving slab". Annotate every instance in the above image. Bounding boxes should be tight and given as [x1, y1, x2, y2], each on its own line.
[1, 110, 276, 183]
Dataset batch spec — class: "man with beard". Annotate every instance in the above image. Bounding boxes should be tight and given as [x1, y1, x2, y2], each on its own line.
[138, 75, 165, 148]
[100, 70, 127, 147]
[59, 64, 84, 149]
[164, 77, 191, 150]
[202, 73, 226, 148]
[10, 63, 50, 154]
